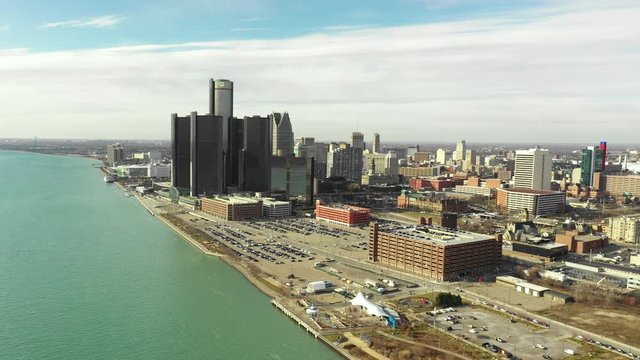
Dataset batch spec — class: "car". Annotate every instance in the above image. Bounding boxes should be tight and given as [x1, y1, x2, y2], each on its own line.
[542, 355, 552, 360]
[496, 337, 506, 343]
[535, 344, 546, 349]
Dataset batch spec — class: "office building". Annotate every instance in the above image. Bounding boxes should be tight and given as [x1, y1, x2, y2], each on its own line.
[238, 115, 271, 192]
[599, 141, 607, 171]
[261, 198, 292, 218]
[580, 145, 604, 187]
[351, 132, 364, 150]
[609, 215, 640, 243]
[368, 222, 501, 281]
[408, 178, 456, 191]
[496, 188, 565, 216]
[270, 112, 294, 156]
[190, 112, 224, 196]
[327, 146, 362, 182]
[436, 149, 447, 164]
[364, 151, 398, 177]
[372, 133, 381, 153]
[209, 79, 235, 187]
[464, 149, 476, 171]
[115, 164, 170, 178]
[315, 200, 370, 227]
[514, 147, 552, 190]
[200, 196, 263, 221]
[171, 114, 191, 189]
[604, 175, 640, 197]
[455, 140, 466, 162]
[294, 138, 328, 180]
[106, 143, 124, 165]
[399, 166, 440, 178]
[270, 156, 314, 204]
[555, 231, 608, 254]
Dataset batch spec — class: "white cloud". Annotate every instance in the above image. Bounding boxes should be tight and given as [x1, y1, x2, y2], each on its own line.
[39, 15, 125, 29]
[2, 2, 639, 143]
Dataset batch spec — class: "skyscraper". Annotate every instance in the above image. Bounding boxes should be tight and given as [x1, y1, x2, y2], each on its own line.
[514, 147, 552, 190]
[106, 143, 124, 165]
[455, 140, 466, 162]
[372, 133, 381, 153]
[189, 112, 224, 196]
[270, 112, 294, 156]
[170, 114, 191, 189]
[209, 79, 235, 187]
[239, 115, 271, 192]
[599, 141, 607, 171]
[327, 146, 363, 182]
[580, 145, 604, 187]
[270, 156, 314, 206]
[351, 132, 364, 150]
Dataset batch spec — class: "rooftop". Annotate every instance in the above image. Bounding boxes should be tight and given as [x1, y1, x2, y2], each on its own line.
[317, 202, 370, 212]
[377, 223, 494, 246]
[209, 196, 261, 205]
[499, 187, 562, 195]
[574, 234, 602, 242]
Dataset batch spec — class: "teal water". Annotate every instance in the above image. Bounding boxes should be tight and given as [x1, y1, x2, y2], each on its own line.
[0, 151, 340, 360]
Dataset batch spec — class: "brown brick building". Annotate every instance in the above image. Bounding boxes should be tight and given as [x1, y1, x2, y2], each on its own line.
[368, 223, 501, 281]
[200, 197, 263, 221]
[555, 231, 608, 254]
[397, 192, 468, 213]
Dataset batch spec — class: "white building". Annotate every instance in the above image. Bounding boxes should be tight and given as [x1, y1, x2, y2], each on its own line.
[497, 188, 565, 216]
[262, 198, 291, 218]
[455, 140, 466, 162]
[609, 215, 640, 243]
[455, 185, 492, 197]
[116, 164, 170, 178]
[436, 148, 447, 164]
[514, 147, 552, 190]
[364, 151, 398, 177]
[326, 146, 363, 182]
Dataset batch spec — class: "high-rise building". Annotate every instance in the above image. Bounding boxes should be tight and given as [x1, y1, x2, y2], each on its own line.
[270, 156, 314, 205]
[189, 112, 224, 196]
[455, 140, 466, 162]
[170, 114, 191, 189]
[238, 115, 271, 192]
[106, 143, 124, 165]
[209, 79, 234, 187]
[327, 146, 363, 182]
[436, 149, 447, 164]
[372, 133, 381, 153]
[270, 112, 294, 156]
[599, 141, 607, 171]
[351, 132, 364, 150]
[364, 151, 398, 176]
[514, 147, 552, 190]
[580, 145, 604, 187]
[464, 149, 476, 171]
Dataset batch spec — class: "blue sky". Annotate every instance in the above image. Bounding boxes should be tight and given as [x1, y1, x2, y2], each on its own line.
[0, 0, 639, 142]
[0, 0, 543, 51]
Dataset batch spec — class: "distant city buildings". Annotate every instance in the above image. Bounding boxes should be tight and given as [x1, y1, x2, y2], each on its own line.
[609, 215, 640, 243]
[351, 132, 364, 150]
[455, 140, 466, 162]
[514, 147, 552, 190]
[327, 146, 362, 182]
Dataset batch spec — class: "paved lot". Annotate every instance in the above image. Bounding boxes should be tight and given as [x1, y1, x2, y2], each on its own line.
[432, 306, 577, 360]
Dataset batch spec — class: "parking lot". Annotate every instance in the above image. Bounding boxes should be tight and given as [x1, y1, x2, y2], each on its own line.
[431, 306, 576, 359]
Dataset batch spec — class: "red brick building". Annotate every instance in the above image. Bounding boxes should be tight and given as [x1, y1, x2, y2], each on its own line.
[555, 231, 608, 254]
[200, 197, 263, 221]
[315, 200, 371, 227]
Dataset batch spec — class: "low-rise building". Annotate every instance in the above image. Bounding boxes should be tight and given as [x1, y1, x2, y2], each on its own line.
[555, 231, 608, 254]
[368, 222, 501, 281]
[200, 196, 263, 221]
[496, 188, 565, 216]
[408, 178, 456, 191]
[315, 200, 370, 226]
[455, 185, 493, 197]
[400, 166, 441, 178]
[604, 175, 640, 197]
[261, 198, 291, 218]
[397, 191, 468, 213]
[115, 164, 170, 178]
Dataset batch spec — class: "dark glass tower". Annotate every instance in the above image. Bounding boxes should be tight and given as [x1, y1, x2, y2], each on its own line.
[189, 111, 224, 196]
[171, 113, 191, 190]
[239, 115, 271, 192]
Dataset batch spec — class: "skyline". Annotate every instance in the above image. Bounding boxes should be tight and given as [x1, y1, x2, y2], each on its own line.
[1, 0, 639, 141]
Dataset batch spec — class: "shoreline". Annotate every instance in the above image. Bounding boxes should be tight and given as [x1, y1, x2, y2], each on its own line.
[116, 181, 354, 359]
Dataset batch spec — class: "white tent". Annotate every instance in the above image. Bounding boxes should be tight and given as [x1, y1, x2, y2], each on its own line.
[350, 292, 388, 317]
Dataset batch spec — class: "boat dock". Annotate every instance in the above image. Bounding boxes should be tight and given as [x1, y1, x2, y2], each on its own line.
[271, 299, 320, 338]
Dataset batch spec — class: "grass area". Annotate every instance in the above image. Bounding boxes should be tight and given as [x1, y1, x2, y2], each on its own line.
[536, 303, 640, 347]
[564, 342, 629, 360]
[342, 344, 377, 360]
[372, 327, 492, 360]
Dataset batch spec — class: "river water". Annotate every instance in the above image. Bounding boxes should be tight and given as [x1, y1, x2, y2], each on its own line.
[0, 151, 339, 360]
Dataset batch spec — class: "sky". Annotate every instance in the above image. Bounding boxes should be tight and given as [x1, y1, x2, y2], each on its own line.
[0, 0, 638, 143]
